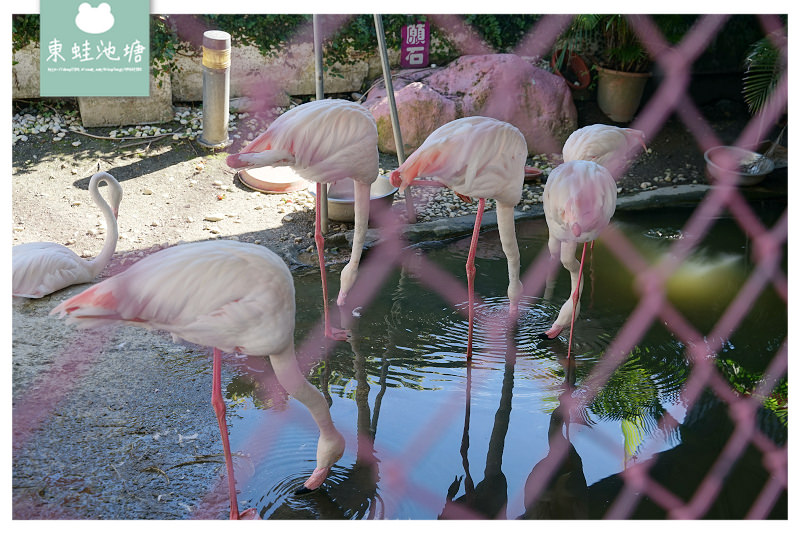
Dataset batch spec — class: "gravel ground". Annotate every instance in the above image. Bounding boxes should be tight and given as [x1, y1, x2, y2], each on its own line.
[11, 94, 774, 519]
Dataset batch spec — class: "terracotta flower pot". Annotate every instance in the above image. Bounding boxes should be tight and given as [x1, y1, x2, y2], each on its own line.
[550, 50, 591, 91]
[595, 66, 651, 122]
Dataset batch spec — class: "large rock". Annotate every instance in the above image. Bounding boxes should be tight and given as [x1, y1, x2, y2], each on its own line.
[364, 54, 577, 155]
[366, 79, 457, 154]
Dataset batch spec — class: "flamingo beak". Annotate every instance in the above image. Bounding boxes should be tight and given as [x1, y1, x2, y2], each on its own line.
[634, 131, 648, 153]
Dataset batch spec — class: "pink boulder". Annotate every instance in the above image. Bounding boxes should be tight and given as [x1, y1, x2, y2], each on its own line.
[365, 80, 457, 154]
[364, 54, 577, 156]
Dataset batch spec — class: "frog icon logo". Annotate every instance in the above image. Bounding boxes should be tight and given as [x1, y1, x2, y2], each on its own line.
[74, 2, 115, 34]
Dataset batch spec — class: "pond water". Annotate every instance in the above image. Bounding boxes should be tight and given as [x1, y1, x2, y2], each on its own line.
[226, 199, 787, 519]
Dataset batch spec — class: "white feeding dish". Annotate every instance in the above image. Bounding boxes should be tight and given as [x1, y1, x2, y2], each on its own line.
[238, 166, 310, 194]
[309, 175, 398, 222]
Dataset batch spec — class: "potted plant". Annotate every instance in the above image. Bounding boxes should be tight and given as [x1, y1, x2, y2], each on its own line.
[550, 48, 592, 94]
[560, 15, 653, 122]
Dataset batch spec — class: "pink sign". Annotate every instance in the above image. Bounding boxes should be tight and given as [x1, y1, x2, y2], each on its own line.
[400, 21, 430, 68]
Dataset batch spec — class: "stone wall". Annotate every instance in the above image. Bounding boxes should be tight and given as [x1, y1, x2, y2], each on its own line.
[12, 41, 397, 127]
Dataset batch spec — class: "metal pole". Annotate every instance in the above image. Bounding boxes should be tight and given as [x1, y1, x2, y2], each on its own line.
[373, 14, 415, 222]
[198, 30, 232, 148]
[313, 15, 329, 233]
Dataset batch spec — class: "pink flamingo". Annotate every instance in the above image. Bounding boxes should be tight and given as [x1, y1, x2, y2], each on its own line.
[539, 160, 617, 347]
[541, 124, 645, 316]
[13, 171, 122, 299]
[562, 124, 646, 175]
[389, 116, 528, 358]
[51, 240, 346, 520]
[226, 99, 379, 341]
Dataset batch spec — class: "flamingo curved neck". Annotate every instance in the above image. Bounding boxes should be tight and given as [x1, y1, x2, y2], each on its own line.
[86, 175, 119, 276]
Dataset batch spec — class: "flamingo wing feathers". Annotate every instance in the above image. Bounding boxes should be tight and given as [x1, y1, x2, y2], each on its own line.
[394, 117, 527, 205]
[227, 99, 379, 185]
[13, 243, 93, 298]
[51, 241, 296, 356]
[562, 124, 646, 172]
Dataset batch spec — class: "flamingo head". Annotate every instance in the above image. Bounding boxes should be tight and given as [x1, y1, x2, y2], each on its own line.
[105, 175, 123, 219]
[225, 152, 254, 169]
[563, 196, 590, 240]
[226, 148, 293, 170]
[624, 128, 648, 153]
[389, 169, 409, 192]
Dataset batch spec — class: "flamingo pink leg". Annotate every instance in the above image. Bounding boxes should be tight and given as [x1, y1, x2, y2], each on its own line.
[565, 243, 588, 360]
[314, 183, 347, 341]
[211, 348, 259, 520]
[466, 198, 486, 359]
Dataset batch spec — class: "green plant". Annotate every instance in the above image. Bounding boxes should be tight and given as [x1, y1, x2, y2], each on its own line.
[14, 13, 553, 86]
[12, 14, 39, 57]
[198, 14, 455, 85]
[564, 15, 652, 73]
[151, 15, 192, 83]
[461, 14, 541, 52]
[716, 358, 787, 426]
[320, 15, 419, 66]
[742, 34, 785, 115]
[200, 14, 309, 59]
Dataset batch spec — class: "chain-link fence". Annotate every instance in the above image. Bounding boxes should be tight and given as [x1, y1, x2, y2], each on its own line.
[12, 13, 787, 520]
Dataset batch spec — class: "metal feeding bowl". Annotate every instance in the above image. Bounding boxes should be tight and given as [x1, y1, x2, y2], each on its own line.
[308, 175, 398, 223]
[704, 145, 775, 186]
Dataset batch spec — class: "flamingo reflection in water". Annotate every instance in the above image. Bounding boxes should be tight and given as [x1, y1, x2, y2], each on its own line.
[519, 352, 589, 519]
[439, 331, 519, 520]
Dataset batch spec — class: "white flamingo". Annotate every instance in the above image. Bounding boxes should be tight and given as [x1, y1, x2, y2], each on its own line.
[562, 124, 646, 176]
[13, 171, 122, 298]
[226, 99, 379, 340]
[51, 240, 346, 520]
[389, 116, 528, 358]
[540, 160, 617, 350]
[541, 124, 646, 314]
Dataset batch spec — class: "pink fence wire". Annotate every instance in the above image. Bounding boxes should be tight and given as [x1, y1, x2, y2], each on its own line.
[12, 13, 787, 520]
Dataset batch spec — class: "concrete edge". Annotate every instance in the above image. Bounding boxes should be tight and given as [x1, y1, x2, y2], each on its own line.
[286, 181, 785, 268]
[360, 184, 714, 250]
